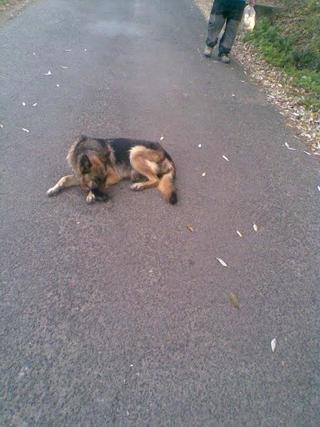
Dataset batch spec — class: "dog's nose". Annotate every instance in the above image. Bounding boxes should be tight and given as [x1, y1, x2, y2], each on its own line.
[94, 177, 104, 186]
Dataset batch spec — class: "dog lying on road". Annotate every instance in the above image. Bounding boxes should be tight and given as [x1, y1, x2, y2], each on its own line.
[47, 135, 177, 204]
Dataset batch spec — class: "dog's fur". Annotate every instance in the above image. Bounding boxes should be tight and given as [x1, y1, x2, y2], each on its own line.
[47, 135, 177, 204]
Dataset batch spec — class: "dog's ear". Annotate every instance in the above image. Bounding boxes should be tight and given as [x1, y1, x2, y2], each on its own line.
[79, 154, 92, 173]
[78, 134, 87, 143]
[105, 144, 112, 157]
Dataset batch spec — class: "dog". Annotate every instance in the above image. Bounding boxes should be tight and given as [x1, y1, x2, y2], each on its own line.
[47, 135, 177, 204]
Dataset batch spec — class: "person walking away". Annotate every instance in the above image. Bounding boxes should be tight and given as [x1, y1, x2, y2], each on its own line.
[204, 0, 253, 63]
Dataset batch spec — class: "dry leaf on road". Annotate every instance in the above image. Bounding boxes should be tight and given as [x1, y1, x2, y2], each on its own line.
[229, 292, 240, 309]
[216, 257, 228, 267]
[186, 225, 194, 233]
[284, 142, 297, 151]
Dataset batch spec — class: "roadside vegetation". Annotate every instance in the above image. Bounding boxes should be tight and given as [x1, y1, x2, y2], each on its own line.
[245, 0, 320, 110]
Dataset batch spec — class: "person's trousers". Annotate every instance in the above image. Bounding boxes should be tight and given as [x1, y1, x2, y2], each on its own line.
[206, 0, 245, 55]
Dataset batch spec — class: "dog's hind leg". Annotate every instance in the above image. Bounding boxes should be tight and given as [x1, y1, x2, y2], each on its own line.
[130, 159, 159, 191]
[47, 174, 78, 197]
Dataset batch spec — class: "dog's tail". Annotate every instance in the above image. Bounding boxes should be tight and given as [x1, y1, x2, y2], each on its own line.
[158, 158, 177, 205]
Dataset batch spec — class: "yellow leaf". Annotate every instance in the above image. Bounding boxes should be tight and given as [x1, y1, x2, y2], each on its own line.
[229, 292, 240, 309]
[186, 225, 194, 232]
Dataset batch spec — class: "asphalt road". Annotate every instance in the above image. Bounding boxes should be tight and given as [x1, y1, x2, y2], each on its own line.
[1, 0, 319, 426]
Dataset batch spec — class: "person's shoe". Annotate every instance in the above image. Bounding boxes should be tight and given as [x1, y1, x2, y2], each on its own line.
[220, 53, 230, 64]
[203, 45, 213, 57]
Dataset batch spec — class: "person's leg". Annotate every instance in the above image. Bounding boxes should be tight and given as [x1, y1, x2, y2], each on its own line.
[204, 0, 226, 56]
[218, 2, 245, 62]
[204, 14, 226, 57]
[205, 13, 226, 50]
[218, 18, 241, 56]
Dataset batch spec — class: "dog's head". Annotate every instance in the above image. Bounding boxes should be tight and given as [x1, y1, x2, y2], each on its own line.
[78, 151, 108, 191]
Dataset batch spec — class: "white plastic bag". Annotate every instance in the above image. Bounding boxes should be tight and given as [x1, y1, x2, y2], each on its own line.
[242, 5, 256, 32]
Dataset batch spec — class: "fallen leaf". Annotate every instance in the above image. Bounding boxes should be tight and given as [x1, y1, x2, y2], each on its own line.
[284, 142, 297, 151]
[236, 230, 242, 237]
[228, 292, 240, 309]
[222, 155, 229, 162]
[22, 128, 30, 133]
[186, 224, 194, 232]
[253, 223, 258, 232]
[271, 338, 277, 352]
[216, 257, 228, 267]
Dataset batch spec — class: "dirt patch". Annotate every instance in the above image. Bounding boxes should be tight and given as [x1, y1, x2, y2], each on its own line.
[194, 0, 320, 153]
[0, 0, 36, 25]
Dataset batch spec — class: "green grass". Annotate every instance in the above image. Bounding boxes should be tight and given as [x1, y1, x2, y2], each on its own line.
[0, 0, 9, 6]
[245, 0, 320, 110]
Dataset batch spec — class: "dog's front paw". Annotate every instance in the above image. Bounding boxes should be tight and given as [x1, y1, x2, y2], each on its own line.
[47, 186, 59, 197]
[86, 192, 96, 204]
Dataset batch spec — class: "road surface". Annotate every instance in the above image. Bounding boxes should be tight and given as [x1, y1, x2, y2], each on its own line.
[0, 0, 319, 425]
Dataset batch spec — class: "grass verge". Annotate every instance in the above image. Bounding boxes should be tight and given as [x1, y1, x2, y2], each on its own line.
[244, 1, 320, 111]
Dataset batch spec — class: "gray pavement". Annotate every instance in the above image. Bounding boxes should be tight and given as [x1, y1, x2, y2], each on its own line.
[0, 0, 319, 426]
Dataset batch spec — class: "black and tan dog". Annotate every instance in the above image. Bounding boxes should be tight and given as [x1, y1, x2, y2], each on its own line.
[47, 135, 177, 204]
